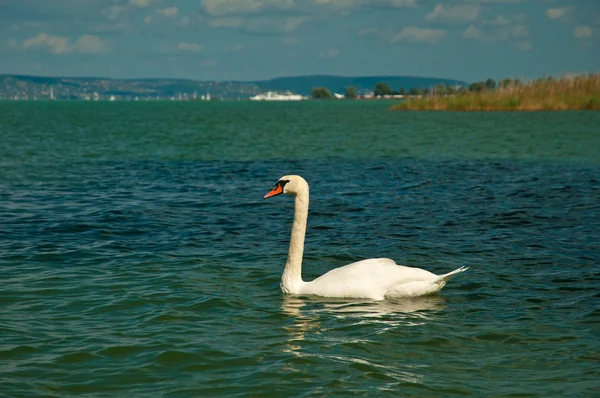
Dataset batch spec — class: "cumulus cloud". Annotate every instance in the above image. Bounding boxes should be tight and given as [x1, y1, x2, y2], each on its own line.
[130, 0, 152, 7]
[462, 25, 482, 39]
[358, 28, 379, 37]
[103, 5, 127, 22]
[282, 37, 301, 45]
[573, 26, 592, 39]
[426, 4, 480, 22]
[464, 0, 523, 3]
[514, 41, 532, 51]
[146, 7, 185, 24]
[461, 14, 529, 44]
[22, 33, 109, 54]
[23, 33, 72, 54]
[72, 35, 110, 54]
[317, 49, 340, 58]
[209, 17, 243, 28]
[391, 27, 446, 44]
[203, 0, 262, 15]
[177, 42, 202, 53]
[202, 0, 294, 16]
[316, 0, 415, 7]
[314, 0, 362, 6]
[390, 0, 417, 7]
[157, 7, 179, 18]
[209, 16, 306, 33]
[545, 8, 569, 20]
[511, 24, 528, 38]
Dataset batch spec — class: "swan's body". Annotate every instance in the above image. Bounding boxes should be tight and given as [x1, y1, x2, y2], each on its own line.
[264, 175, 468, 300]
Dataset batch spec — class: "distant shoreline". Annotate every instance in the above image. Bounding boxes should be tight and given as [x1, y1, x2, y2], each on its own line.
[391, 74, 600, 111]
[0, 73, 466, 101]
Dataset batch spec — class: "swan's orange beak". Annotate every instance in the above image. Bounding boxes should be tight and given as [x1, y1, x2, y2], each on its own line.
[264, 184, 283, 199]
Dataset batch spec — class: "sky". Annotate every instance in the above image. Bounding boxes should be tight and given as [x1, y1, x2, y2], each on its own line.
[1, 0, 598, 83]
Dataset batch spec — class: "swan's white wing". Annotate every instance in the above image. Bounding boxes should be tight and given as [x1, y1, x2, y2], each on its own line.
[301, 258, 438, 300]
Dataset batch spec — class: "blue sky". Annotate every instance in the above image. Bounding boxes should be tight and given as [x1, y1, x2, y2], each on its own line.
[1, 0, 598, 82]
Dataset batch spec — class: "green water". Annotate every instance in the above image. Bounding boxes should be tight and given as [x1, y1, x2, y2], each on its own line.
[2, 101, 599, 163]
[1, 101, 599, 397]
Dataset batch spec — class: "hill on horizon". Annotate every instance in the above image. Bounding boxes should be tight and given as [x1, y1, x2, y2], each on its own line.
[0, 73, 468, 100]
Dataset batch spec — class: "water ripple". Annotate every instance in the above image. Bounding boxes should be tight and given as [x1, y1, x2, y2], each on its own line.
[1, 104, 599, 396]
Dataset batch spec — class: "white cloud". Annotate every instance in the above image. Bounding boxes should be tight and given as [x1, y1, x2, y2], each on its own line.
[314, 0, 362, 6]
[200, 58, 217, 68]
[464, 0, 523, 3]
[177, 42, 202, 53]
[146, 7, 184, 24]
[461, 21, 529, 43]
[358, 28, 379, 37]
[203, 0, 262, 15]
[102, 6, 127, 22]
[390, 0, 417, 7]
[202, 0, 294, 16]
[157, 7, 178, 18]
[317, 49, 340, 58]
[282, 37, 301, 45]
[462, 25, 482, 39]
[515, 41, 532, 51]
[23, 33, 72, 54]
[316, 0, 415, 7]
[72, 35, 110, 54]
[511, 24, 528, 38]
[545, 8, 569, 20]
[130, 0, 152, 7]
[209, 16, 306, 33]
[209, 17, 244, 28]
[426, 4, 480, 22]
[573, 26, 592, 39]
[391, 27, 446, 44]
[22, 33, 109, 54]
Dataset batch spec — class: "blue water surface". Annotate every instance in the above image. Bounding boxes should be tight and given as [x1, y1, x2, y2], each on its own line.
[1, 102, 599, 397]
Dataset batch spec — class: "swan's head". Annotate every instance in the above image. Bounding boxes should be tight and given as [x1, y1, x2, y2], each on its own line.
[264, 175, 308, 199]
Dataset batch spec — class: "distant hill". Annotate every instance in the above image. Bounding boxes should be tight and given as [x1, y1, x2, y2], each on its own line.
[0, 74, 468, 100]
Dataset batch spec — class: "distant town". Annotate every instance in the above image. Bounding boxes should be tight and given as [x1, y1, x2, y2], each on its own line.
[0, 75, 255, 101]
[0, 74, 468, 101]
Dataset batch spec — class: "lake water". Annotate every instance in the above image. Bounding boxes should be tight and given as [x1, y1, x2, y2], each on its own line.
[1, 101, 599, 397]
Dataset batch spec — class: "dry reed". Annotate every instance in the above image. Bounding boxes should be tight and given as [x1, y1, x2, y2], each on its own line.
[391, 73, 600, 111]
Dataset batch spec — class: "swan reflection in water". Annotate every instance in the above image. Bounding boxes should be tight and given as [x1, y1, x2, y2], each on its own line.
[279, 296, 445, 385]
[281, 295, 446, 347]
[282, 294, 446, 319]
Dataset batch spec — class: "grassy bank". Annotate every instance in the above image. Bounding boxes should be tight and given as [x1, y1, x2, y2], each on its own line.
[391, 74, 600, 111]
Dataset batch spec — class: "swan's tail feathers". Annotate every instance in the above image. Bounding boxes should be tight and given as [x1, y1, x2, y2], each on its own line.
[436, 266, 469, 283]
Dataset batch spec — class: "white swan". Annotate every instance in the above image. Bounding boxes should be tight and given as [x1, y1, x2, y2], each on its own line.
[264, 175, 468, 300]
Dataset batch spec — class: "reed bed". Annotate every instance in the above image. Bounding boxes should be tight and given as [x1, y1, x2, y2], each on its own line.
[392, 73, 600, 111]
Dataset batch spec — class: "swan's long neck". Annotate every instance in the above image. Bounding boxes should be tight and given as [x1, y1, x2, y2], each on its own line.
[281, 190, 309, 294]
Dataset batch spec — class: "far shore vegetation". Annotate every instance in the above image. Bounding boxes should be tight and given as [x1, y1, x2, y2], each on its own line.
[390, 73, 600, 111]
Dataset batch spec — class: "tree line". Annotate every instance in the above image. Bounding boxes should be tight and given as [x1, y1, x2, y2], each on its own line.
[311, 78, 523, 99]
